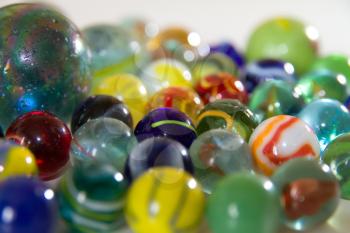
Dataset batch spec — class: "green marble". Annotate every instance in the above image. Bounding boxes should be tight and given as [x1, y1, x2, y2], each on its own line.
[272, 158, 340, 231]
[323, 133, 350, 199]
[206, 172, 280, 233]
[246, 17, 318, 74]
[311, 54, 350, 88]
[196, 99, 258, 142]
[295, 71, 348, 103]
[249, 80, 303, 122]
[0, 3, 91, 128]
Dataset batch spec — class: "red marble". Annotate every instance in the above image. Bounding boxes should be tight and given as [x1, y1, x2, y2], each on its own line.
[6, 111, 72, 180]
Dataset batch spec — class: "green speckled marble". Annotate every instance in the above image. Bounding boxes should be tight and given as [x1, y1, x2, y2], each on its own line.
[0, 3, 91, 128]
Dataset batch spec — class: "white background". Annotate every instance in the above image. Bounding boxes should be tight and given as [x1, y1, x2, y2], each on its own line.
[0, 0, 349, 233]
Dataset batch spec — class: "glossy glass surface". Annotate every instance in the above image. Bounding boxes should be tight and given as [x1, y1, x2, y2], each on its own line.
[189, 129, 253, 194]
[6, 111, 72, 180]
[323, 133, 350, 199]
[0, 177, 57, 233]
[206, 173, 280, 233]
[272, 158, 340, 231]
[298, 99, 350, 152]
[0, 3, 90, 128]
[196, 99, 258, 141]
[71, 95, 133, 133]
[249, 80, 303, 121]
[210, 41, 245, 68]
[249, 115, 320, 176]
[125, 168, 205, 233]
[135, 107, 197, 149]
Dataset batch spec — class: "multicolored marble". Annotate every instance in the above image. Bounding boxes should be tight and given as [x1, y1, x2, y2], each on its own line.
[0, 140, 37, 180]
[92, 73, 148, 126]
[206, 173, 280, 233]
[298, 99, 350, 152]
[0, 176, 57, 233]
[272, 158, 340, 231]
[146, 86, 203, 121]
[242, 59, 297, 93]
[249, 80, 304, 121]
[195, 72, 248, 105]
[295, 71, 347, 103]
[0, 3, 90, 128]
[196, 99, 258, 141]
[6, 111, 72, 181]
[189, 129, 253, 194]
[323, 132, 350, 199]
[246, 17, 318, 74]
[58, 157, 128, 232]
[135, 107, 197, 149]
[71, 95, 133, 133]
[125, 168, 205, 233]
[210, 41, 245, 68]
[249, 115, 320, 176]
[125, 137, 193, 182]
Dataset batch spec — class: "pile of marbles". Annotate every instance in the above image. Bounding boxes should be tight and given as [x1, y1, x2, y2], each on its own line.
[0, 2, 349, 233]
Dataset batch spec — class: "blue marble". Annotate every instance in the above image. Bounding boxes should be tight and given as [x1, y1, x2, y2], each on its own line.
[210, 42, 245, 68]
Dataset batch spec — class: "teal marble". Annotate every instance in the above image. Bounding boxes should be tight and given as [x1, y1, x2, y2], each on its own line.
[189, 129, 254, 194]
[0, 3, 90, 128]
[298, 99, 350, 152]
[58, 117, 137, 232]
[272, 158, 340, 231]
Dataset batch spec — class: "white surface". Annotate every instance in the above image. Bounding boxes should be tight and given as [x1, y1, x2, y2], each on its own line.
[1, 1, 349, 232]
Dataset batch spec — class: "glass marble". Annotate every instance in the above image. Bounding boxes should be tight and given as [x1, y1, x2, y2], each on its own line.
[210, 41, 245, 68]
[192, 52, 238, 84]
[92, 73, 148, 125]
[125, 167, 205, 233]
[310, 54, 350, 87]
[139, 58, 192, 95]
[298, 99, 350, 152]
[246, 17, 318, 74]
[125, 137, 194, 182]
[272, 158, 340, 231]
[295, 71, 348, 104]
[206, 173, 280, 233]
[71, 95, 133, 133]
[135, 107, 197, 149]
[249, 115, 320, 176]
[0, 176, 57, 233]
[323, 132, 350, 199]
[195, 72, 248, 105]
[241, 59, 297, 93]
[119, 18, 159, 43]
[189, 129, 254, 194]
[249, 80, 304, 122]
[58, 158, 128, 232]
[146, 86, 203, 121]
[0, 140, 37, 180]
[82, 24, 136, 75]
[0, 3, 91, 128]
[6, 111, 72, 181]
[196, 99, 258, 142]
[70, 118, 137, 171]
